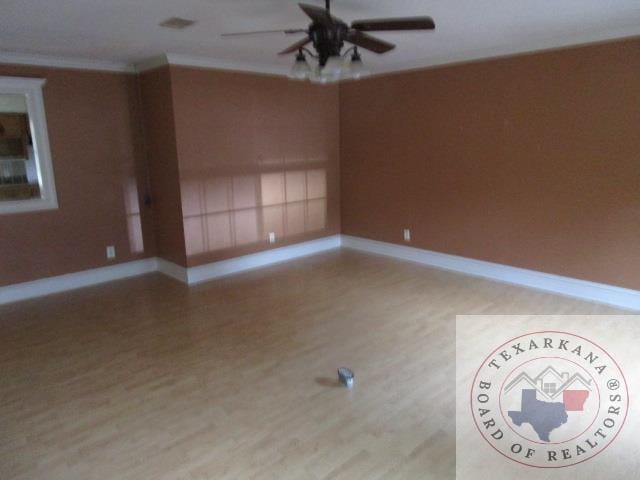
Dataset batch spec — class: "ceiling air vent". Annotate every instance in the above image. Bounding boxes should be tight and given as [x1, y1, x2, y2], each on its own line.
[159, 17, 196, 29]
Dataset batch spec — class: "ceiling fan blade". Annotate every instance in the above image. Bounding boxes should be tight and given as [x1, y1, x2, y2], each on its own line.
[298, 3, 336, 28]
[346, 31, 395, 54]
[222, 29, 307, 37]
[351, 16, 435, 32]
[278, 36, 312, 55]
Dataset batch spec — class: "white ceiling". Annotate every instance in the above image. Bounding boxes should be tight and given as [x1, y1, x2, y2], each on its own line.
[1, 0, 639, 75]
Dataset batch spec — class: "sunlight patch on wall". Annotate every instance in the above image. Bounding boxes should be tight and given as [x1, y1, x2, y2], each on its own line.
[182, 169, 327, 257]
[123, 179, 144, 254]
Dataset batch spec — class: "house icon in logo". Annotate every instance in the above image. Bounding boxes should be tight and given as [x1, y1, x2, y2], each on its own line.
[504, 366, 592, 402]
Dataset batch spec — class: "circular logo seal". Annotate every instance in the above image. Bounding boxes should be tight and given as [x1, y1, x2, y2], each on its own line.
[470, 331, 628, 468]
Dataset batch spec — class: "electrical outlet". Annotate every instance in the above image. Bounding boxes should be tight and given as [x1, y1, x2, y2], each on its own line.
[403, 229, 411, 242]
[268, 232, 276, 244]
[106, 245, 116, 259]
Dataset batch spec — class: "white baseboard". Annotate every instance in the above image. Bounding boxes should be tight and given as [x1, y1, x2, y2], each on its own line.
[0, 258, 158, 306]
[342, 235, 640, 311]
[3, 235, 638, 311]
[156, 258, 188, 283]
[0, 236, 342, 305]
[185, 235, 342, 284]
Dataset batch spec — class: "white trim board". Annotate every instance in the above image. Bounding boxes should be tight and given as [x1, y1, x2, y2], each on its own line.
[162, 54, 289, 77]
[156, 234, 342, 286]
[0, 258, 158, 305]
[0, 51, 134, 73]
[0, 76, 58, 214]
[2, 235, 638, 311]
[0, 51, 289, 77]
[185, 235, 341, 284]
[5, 29, 640, 79]
[156, 258, 188, 284]
[341, 235, 640, 312]
[0, 235, 341, 305]
[133, 53, 289, 76]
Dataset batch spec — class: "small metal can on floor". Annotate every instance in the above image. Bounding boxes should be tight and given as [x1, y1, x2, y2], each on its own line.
[337, 367, 354, 388]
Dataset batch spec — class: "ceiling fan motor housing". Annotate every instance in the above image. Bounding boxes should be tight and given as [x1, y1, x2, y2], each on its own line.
[309, 22, 348, 66]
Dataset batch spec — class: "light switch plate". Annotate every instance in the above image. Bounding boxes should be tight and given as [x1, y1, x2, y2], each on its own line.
[268, 232, 276, 244]
[403, 229, 411, 242]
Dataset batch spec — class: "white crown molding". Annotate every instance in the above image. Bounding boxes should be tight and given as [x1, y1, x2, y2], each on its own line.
[0, 258, 158, 305]
[341, 235, 640, 312]
[366, 28, 640, 78]
[133, 53, 291, 77]
[159, 28, 640, 80]
[163, 53, 289, 77]
[0, 50, 289, 77]
[133, 54, 170, 73]
[0, 50, 135, 73]
[3, 27, 638, 79]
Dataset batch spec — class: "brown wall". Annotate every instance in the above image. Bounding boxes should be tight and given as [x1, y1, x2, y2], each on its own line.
[2, 63, 341, 283]
[3, 37, 637, 290]
[340, 38, 640, 290]
[169, 66, 340, 267]
[0, 65, 155, 286]
[139, 67, 187, 266]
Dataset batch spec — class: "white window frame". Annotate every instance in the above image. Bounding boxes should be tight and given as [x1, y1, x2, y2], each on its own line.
[0, 76, 57, 214]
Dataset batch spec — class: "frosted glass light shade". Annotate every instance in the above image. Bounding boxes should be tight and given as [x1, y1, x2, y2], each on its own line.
[321, 56, 345, 81]
[349, 57, 370, 79]
[288, 55, 311, 80]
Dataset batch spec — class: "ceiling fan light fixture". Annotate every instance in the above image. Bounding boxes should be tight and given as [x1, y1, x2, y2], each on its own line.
[309, 73, 330, 85]
[321, 55, 346, 81]
[288, 51, 311, 80]
[225, 0, 435, 85]
[307, 65, 329, 84]
[349, 48, 370, 80]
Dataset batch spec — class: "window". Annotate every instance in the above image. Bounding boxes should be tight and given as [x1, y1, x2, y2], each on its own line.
[543, 383, 556, 395]
[0, 76, 57, 214]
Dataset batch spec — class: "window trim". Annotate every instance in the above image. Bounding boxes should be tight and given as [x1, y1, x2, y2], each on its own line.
[0, 76, 57, 214]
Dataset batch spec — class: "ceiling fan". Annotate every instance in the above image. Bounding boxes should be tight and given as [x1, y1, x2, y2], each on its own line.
[222, 0, 435, 83]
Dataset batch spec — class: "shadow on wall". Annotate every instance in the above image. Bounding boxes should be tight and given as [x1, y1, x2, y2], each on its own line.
[181, 167, 327, 259]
